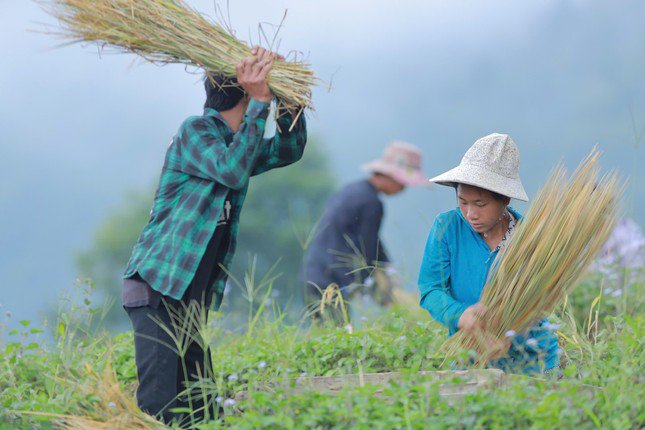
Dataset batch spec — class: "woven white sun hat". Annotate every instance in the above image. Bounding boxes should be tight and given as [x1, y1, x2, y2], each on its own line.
[430, 133, 529, 201]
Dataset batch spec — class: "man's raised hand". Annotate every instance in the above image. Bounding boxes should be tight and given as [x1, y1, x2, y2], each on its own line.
[236, 46, 281, 104]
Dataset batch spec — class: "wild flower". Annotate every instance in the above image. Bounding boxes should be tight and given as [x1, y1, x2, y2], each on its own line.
[258, 361, 266, 369]
[227, 374, 238, 381]
[526, 338, 538, 347]
[223, 398, 236, 408]
[611, 289, 623, 297]
[543, 322, 559, 331]
[505, 330, 516, 337]
[593, 219, 645, 285]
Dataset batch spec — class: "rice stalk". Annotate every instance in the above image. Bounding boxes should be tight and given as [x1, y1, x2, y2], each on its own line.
[444, 149, 624, 364]
[39, 0, 317, 116]
[15, 360, 165, 430]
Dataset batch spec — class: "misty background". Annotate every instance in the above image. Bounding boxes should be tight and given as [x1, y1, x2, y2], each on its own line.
[1, 0, 644, 334]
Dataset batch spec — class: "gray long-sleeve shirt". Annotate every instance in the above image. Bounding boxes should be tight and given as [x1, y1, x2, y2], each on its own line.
[304, 179, 389, 291]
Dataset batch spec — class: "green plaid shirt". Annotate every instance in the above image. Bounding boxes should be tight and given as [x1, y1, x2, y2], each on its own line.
[124, 99, 307, 300]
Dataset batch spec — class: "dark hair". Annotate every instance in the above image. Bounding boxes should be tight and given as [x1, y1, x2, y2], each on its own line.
[455, 183, 509, 203]
[490, 190, 509, 202]
[204, 72, 245, 111]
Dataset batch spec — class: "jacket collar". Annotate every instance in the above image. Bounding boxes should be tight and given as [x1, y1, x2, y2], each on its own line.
[203, 107, 234, 135]
[456, 206, 523, 251]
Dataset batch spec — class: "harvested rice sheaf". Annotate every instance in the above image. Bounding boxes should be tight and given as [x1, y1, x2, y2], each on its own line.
[40, 0, 317, 116]
[444, 149, 624, 364]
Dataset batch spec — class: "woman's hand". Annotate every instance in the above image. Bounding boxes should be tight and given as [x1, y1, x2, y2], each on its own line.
[459, 302, 511, 360]
[479, 331, 511, 360]
[458, 302, 487, 332]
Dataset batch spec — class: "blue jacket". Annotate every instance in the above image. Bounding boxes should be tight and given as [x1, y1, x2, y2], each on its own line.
[418, 208, 559, 374]
[304, 180, 389, 291]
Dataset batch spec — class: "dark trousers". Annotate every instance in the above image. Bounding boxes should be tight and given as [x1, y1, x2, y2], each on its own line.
[125, 295, 220, 425]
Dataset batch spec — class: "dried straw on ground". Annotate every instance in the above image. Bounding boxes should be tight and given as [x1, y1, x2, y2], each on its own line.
[40, 0, 317, 116]
[444, 150, 623, 363]
[16, 362, 165, 430]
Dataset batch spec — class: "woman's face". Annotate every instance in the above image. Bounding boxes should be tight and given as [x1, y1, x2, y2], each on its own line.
[457, 184, 508, 233]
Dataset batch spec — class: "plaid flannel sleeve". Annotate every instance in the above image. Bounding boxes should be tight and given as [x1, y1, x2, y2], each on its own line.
[176, 99, 270, 189]
[251, 109, 307, 176]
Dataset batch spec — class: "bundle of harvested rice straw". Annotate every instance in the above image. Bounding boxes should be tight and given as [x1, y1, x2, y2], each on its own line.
[444, 150, 623, 363]
[16, 362, 166, 430]
[40, 0, 317, 116]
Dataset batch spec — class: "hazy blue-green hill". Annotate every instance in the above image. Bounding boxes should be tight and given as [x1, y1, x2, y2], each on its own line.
[1, 0, 643, 333]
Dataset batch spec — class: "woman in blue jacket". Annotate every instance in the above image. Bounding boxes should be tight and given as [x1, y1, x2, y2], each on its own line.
[418, 133, 560, 375]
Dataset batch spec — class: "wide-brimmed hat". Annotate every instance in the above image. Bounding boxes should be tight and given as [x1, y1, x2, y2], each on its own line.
[362, 141, 429, 186]
[430, 133, 529, 201]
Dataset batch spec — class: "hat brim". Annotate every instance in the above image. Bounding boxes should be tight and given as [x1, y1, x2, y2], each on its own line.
[429, 164, 529, 201]
[362, 161, 431, 187]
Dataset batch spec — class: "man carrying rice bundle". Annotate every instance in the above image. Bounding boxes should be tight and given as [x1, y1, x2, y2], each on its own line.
[122, 47, 307, 424]
[418, 134, 560, 375]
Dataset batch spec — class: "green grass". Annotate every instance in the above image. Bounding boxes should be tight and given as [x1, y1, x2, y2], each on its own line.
[1, 272, 643, 429]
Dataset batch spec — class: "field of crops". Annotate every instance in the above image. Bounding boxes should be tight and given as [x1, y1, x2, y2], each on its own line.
[1, 269, 643, 429]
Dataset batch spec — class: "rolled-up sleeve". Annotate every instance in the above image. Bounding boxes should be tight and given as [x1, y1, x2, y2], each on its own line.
[251, 108, 307, 176]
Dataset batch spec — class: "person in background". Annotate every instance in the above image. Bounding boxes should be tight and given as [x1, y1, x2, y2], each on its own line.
[418, 133, 560, 375]
[122, 47, 307, 424]
[304, 141, 429, 322]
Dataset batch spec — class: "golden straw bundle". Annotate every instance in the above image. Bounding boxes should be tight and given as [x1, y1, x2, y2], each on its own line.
[444, 149, 623, 363]
[40, 0, 317, 115]
[15, 362, 165, 430]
